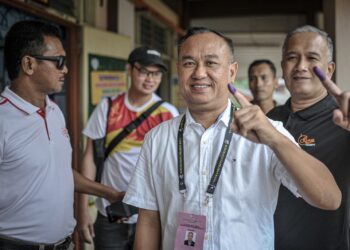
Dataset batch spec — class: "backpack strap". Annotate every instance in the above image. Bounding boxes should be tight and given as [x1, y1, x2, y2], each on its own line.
[94, 97, 112, 182]
[104, 100, 165, 160]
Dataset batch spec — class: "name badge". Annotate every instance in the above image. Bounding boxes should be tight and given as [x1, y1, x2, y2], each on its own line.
[174, 212, 206, 250]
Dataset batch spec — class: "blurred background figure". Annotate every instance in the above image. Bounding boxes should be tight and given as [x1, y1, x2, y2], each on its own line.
[248, 59, 278, 114]
[77, 47, 178, 250]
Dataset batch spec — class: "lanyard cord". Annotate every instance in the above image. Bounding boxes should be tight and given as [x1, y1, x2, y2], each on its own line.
[177, 104, 235, 203]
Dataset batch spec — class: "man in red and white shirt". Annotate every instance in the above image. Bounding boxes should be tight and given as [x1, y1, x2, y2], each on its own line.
[78, 47, 178, 249]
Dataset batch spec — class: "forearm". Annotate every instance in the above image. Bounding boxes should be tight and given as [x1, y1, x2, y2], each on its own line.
[271, 135, 341, 210]
[134, 209, 161, 250]
[73, 170, 123, 203]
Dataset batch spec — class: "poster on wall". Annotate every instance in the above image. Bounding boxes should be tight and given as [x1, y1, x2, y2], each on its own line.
[90, 71, 126, 105]
[89, 54, 127, 114]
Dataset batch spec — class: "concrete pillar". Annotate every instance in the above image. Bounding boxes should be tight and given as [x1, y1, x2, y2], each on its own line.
[324, 0, 350, 90]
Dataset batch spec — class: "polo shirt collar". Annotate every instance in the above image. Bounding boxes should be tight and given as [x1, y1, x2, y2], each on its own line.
[289, 94, 337, 120]
[2, 86, 54, 115]
[185, 100, 232, 128]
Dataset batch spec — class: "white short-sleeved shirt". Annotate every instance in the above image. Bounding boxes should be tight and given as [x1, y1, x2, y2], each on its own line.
[83, 92, 178, 217]
[0, 87, 75, 243]
[124, 101, 299, 250]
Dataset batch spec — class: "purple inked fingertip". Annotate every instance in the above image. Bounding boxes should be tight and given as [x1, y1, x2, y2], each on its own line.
[313, 66, 326, 81]
[227, 83, 236, 94]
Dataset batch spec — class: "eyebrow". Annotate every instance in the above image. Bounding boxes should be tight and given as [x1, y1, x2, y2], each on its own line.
[204, 54, 219, 60]
[285, 51, 321, 57]
[180, 54, 219, 61]
[180, 55, 194, 61]
[307, 52, 321, 58]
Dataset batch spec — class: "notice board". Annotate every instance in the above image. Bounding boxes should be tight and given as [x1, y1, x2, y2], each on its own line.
[88, 53, 127, 114]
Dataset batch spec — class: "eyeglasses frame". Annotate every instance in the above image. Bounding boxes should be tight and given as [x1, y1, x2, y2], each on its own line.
[133, 64, 162, 79]
[31, 55, 66, 70]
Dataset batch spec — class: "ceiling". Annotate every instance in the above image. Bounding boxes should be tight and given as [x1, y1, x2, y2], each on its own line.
[162, 0, 323, 29]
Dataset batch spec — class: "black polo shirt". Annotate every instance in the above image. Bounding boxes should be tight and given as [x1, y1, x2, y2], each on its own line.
[268, 95, 350, 250]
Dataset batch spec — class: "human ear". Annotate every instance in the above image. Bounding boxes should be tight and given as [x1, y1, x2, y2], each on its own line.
[21, 56, 35, 75]
[326, 61, 336, 79]
[229, 62, 238, 82]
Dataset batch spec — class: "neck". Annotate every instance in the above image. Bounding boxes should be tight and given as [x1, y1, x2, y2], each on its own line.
[253, 99, 275, 114]
[189, 104, 227, 129]
[127, 90, 152, 107]
[290, 91, 327, 112]
[10, 80, 46, 109]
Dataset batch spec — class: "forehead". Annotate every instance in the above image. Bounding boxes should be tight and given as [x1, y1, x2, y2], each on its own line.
[43, 36, 65, 55]
[285, 32, 328, 54]
[250, 64, 272, 74]
[179, 32, 230, 59]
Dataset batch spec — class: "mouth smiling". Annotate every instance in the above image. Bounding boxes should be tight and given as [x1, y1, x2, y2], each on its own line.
[190, 83, 211, 91]
[292, 75, 311, 82]
[142, 84, 155, 90]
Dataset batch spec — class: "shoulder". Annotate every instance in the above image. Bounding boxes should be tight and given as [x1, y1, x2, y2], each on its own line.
[267, 102, 290, 122]
[100, 92, 126, 109]
[93, 94, 123, 114]
[145, 114, 182, 141]
[111, 92, 126, 103]
[151, 94, 179, 117]
[159, 101, 179, 117]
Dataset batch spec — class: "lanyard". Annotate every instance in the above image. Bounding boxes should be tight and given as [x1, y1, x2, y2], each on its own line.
[177, 104, 235, 204]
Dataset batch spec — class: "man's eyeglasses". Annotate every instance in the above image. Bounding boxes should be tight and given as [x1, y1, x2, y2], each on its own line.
[31, 55, 66, 70]
[133, 64, 162, 79]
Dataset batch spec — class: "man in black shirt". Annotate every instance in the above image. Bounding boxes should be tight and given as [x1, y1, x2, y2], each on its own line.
[268, 25, 350, 250]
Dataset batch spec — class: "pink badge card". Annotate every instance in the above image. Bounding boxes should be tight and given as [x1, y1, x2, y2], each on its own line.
[174, 212, 206, 250]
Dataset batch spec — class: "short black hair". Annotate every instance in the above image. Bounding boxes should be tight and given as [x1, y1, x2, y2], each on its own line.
[4, 20, 62, 80]
[248, 59, 276, 78]
[177, 27, 234, 61]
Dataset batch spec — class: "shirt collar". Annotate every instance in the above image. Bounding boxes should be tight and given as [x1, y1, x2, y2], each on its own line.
[185, 99, 232, 128]
[1, 86, 55, 115]
[289, 94, 337, 120]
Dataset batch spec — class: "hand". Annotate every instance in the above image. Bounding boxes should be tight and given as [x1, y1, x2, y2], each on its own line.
[313, 66, 350, 131]
[77, 207, 95, 244]
[117, 217, 130, 223]
[108, 190, 125, 204]
[228, 83, 281, 146]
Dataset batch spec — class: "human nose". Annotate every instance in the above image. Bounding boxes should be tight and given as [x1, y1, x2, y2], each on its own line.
[294, 57, 308, 72]
[191, 63, 207, 79]
[256, 77, 264, 87]
[62, 64, 68, 74]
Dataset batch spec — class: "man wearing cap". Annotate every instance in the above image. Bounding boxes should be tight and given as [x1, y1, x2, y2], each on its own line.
[77, 47, 179, 249]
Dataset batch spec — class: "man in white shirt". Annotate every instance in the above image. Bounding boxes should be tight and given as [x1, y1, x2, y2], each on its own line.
[0, 20, 122, 250]
[123, 27, 341, 250]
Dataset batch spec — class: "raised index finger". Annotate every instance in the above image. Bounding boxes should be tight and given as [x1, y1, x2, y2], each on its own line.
[313, 66, 342, 97]
[227, 83, 251, 108]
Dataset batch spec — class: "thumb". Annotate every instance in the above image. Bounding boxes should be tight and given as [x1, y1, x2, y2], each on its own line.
[227, 83, 251, 108]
